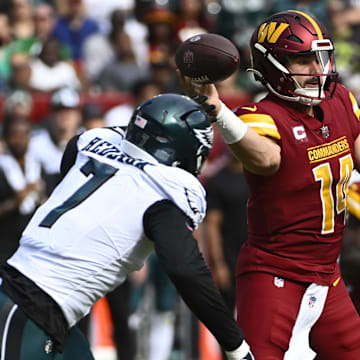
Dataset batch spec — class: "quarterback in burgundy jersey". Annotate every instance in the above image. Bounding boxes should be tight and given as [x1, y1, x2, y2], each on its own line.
[179, 9, 360, 360]
[235, 83, 360, 287]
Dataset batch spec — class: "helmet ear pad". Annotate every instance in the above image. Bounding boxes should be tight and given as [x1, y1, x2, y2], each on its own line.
[125, 94, 213, 176]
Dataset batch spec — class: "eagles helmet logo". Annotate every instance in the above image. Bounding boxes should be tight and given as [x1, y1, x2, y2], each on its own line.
[193, 127, 213, 148]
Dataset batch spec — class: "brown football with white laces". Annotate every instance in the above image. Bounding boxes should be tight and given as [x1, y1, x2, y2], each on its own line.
[175, 33, 240, 84]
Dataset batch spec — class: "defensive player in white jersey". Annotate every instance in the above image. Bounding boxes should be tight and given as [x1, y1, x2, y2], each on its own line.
[0, 94, 254, 360]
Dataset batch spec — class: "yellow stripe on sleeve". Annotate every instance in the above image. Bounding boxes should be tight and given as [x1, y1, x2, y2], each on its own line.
[348, 183, 360, 220]
[349, 91, 360, 120]
[239, 114, 281, 140]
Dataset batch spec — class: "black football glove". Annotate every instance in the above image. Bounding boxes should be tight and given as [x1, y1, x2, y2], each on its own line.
[190, 94, 217, 121]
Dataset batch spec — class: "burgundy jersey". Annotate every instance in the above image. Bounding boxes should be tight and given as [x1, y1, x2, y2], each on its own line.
[234, 84, 360, 285]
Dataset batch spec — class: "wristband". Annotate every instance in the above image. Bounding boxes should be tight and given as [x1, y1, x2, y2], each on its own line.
[225, 339, 251, 360]
[215, 101, 248, 144]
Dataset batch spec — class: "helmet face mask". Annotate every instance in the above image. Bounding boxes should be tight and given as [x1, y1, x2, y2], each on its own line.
[249, 10, 338, 106]
[125, 94, 213, 176]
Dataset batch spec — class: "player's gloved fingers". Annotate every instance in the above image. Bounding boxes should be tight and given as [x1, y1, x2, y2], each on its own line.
[190, 94, 208, 104]
[190, 94, 217, 118]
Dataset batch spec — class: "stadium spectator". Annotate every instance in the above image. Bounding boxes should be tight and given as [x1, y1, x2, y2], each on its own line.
[27, 3, 72, 60]
[29, 37, 81, 92]
[205, 153, 249, 360]
[80, 101, 105, 130]
[173, 0, 213, 43]
[104, 78, 161, 127]
[123, 2, 149, 69]
[143, 7, 177, 66]
[131, 253, 178, 360]
[29, 87, 81, 196]
[2, 89, 33, 119]
[32, 3, 56, 42]
[83, 0, 134, 34]
[96, 30, 149, 92]
[205, 153, 249, 314]
[52, 0, 99, 61]
[0, 114, 44, 265]
[82, 8, 148, 87]
[6, 52, 32, 94]
[0, 13, 14, 89]
[151, 61, 182, 94]
[8, 0, 35, 40]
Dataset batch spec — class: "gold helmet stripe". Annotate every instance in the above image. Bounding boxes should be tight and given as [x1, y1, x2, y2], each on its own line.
[288, 10, 323, 40]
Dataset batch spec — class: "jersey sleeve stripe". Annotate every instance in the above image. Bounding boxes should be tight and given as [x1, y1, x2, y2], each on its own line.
[247, 124, 281, 139]
[349, 91, 360, 120]
[239, 113, 276, 125]
[239, 114, 281, 139]
[349, 185, 360, 220]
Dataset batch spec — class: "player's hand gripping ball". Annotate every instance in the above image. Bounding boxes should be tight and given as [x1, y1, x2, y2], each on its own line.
[175, 33, 240, 84]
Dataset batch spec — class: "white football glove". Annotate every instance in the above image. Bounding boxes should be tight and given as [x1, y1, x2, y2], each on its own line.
[225, 340, 255, 360]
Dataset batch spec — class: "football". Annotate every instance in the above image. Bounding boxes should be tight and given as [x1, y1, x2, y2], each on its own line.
[175, 33, 240, 84]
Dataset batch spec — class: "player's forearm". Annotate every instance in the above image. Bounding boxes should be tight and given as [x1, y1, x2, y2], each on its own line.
[215, 101, 281, 175]
[228, 129, 281, 175]
[144, 200, 245, 351]
[167, 261, 244, 351]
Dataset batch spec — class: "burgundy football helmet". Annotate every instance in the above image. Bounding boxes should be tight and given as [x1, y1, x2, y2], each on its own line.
[248, 10, 338, 106]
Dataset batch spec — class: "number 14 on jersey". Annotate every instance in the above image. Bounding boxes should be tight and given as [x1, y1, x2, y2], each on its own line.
[313, 154, 353, 234]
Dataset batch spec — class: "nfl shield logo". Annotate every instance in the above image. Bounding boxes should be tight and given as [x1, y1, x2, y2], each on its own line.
[308, 295, 317, 308]
[274, 277, 284, 288]
[44, 340, 53, 354]
[183, 50, 194, 64]
[320, 125, 329, 139]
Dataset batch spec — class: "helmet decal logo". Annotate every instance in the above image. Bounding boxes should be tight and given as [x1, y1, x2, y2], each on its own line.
[193, 127, 213, 148]
[258, 22, 289, 43]
[134, 115, 148, 129]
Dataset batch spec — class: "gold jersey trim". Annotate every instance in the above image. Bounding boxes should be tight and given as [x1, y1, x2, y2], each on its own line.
[349, 91, 360, 120]
[348, 183, 360, 220]
[239, 113, 281, 140]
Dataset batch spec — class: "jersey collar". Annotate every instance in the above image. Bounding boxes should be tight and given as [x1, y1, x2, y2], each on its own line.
[121, 140, 159, 164]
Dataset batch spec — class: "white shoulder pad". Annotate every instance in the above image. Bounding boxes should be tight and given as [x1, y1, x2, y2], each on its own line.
[145, 165, 207, 229]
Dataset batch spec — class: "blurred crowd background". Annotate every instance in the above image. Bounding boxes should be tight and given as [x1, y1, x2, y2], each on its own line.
[1, 0, 360, 125]
[2, 0, 360, 359]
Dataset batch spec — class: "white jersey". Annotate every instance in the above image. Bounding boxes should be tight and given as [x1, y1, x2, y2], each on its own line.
[8, 127, 206, 328]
